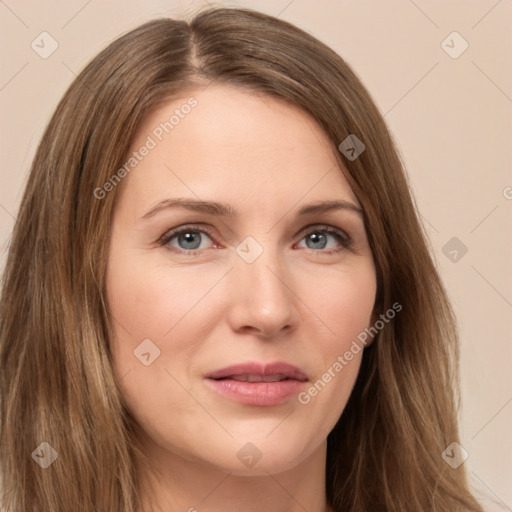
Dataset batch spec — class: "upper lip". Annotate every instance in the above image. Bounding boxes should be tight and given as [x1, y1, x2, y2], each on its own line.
[206, 362, 308, 381]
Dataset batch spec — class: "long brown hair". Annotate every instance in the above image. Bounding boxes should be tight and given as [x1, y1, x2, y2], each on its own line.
[0, 6, 483, 512]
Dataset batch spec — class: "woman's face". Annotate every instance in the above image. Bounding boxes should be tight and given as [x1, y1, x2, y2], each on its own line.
[106, 84, 377, 476]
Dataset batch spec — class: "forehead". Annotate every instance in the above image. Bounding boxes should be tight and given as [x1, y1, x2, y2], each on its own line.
[116, 84, 359, 216]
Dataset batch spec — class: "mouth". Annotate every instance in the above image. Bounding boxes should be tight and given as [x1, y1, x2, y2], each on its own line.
[204, 362, 308, 406]
[215, 374, 294, 382]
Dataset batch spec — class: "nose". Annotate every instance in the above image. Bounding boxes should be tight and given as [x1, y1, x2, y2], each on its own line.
[226, 243, 299, 339]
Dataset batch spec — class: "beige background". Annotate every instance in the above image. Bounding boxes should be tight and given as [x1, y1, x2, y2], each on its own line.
[1, 0, 511, 509]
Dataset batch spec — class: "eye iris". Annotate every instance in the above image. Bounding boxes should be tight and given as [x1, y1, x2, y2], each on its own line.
[307, 232, 327, 249]
[178, 231, 201, 250]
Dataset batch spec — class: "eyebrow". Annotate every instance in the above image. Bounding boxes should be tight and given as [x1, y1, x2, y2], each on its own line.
[140, 198, 363, 221]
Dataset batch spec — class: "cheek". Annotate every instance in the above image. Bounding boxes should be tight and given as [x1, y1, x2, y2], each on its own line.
[105, 249, 231, 399]
[105, 253, 216, 445]
[291, 259, 375, 406]
[300, 260, 377, 349]
[331, 276, 376, 347]
[292, 280, 373, 442]
[106, 248, 217, 341]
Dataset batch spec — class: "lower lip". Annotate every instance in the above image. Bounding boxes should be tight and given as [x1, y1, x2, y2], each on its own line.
[205, 378, 306, 406]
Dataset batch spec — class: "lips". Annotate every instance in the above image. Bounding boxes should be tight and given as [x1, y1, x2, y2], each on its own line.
[206, 362, 308, 382]
[228, 374, 288, 382]
[205, 362, 308, 406]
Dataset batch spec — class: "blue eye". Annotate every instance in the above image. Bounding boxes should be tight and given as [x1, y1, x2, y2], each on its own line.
[161, 225, 215, 252]
[298, 227, 351, 252]
[159, 224, 352, 255]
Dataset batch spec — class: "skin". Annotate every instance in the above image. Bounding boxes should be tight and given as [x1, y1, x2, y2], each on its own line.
[106, 84, 377, 512]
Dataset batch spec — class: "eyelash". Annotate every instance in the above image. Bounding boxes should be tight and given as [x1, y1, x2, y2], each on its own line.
[158, 224, 353, 256]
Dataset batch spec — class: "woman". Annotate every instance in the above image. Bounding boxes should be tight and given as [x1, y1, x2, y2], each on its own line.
[0, 6, 484, 512]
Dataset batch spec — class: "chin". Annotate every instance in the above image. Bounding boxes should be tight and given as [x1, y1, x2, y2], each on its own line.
[206, 434, 319, 477]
